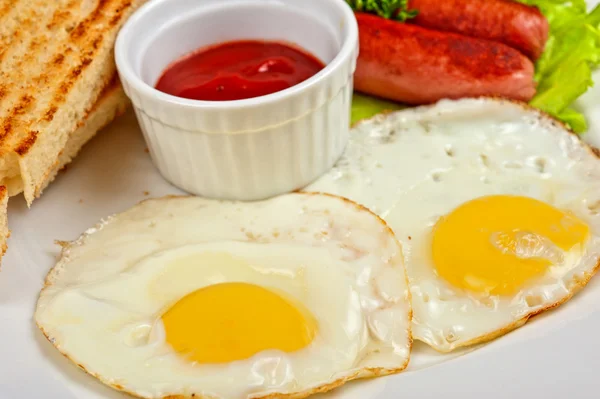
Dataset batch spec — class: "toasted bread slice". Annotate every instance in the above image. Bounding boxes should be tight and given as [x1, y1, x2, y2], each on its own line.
[0, 0, 144, 205]
[4, 76, 130, 196]
[0, 77, 129, 267]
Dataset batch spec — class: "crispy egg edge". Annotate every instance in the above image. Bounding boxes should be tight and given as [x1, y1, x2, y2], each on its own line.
[35, 192, 413, 399]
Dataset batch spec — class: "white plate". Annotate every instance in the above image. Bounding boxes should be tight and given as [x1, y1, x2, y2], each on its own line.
[2, 32, 600, 399]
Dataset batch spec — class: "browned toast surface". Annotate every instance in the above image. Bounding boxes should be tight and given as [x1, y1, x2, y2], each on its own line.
[0, 0, 144, 204]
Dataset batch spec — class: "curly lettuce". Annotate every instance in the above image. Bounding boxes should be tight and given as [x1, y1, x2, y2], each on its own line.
[350, 0, 600, 132]
[345, 0, 418, 21]
[521, 0, 600, 132]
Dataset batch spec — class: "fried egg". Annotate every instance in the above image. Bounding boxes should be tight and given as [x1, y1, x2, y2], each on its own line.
[307, 98, 600, 352]
[35, 193, 411, 398]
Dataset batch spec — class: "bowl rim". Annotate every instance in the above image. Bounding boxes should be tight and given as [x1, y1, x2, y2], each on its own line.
[115, 0, 358, 111]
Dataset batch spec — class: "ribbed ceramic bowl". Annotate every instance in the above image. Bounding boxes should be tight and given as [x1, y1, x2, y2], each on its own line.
[115, 0, 358, 201]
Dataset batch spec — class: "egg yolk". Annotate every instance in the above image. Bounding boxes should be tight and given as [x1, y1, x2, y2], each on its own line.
[162, 282, 317, 363]
[432, 195, 589, 295]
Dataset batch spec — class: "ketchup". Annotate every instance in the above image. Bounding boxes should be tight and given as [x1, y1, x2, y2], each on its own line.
[155, 40, 326, 101]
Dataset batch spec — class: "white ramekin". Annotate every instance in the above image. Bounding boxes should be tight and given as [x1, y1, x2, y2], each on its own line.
[115, 0, 358, 201]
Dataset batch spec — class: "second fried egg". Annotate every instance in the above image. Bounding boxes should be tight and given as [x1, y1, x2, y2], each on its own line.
[308, 98, 600, 352]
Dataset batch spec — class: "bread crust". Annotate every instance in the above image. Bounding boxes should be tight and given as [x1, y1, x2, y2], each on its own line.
[0, 185, 8, 269]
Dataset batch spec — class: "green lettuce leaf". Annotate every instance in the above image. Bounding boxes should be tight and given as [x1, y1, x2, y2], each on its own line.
[351, 94, 404, 125]
[521, 0, 600, 132]
[350, 0, 600, 132]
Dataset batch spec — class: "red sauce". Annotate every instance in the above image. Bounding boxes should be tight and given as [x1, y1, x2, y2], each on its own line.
[155, 40, 326, 101]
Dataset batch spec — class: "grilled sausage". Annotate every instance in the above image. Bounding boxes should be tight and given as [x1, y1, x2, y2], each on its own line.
[353, 13, 536, 105]
[407, 0, 549, 60]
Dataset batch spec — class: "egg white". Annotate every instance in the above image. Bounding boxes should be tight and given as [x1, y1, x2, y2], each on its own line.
[35, 193, 411, 398]
[307, 98, 600, 352]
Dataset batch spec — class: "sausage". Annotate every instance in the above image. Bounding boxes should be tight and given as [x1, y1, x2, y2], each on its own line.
[353, 13, 536, 105]
[407, 0, 549, 60]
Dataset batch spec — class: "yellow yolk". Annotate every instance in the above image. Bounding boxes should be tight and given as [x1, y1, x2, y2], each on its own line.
[432, 195, 590, 295]
[162, 282, 317, 363]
